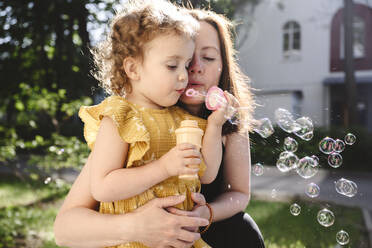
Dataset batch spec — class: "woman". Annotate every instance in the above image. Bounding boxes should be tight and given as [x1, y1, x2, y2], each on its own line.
[54, 7, 264, 248]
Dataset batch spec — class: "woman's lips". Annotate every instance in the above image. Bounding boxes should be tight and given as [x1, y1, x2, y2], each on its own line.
[187, 81, 203, 88]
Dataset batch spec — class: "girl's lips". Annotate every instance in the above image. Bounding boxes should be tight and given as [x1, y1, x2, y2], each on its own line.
[176, 89, 185, 94]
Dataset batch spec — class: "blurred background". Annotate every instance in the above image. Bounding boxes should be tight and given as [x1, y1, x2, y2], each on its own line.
[0, 0, 371, 247]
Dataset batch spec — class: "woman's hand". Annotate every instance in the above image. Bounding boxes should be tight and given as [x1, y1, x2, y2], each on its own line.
[133, 195, 209, 248]
[166, 193, 211, 232]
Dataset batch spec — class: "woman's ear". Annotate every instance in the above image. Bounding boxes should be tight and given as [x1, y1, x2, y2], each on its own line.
[123, 57, 140, 81]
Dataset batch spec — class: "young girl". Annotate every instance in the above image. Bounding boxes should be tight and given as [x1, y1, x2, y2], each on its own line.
[78, 1, 228, 247]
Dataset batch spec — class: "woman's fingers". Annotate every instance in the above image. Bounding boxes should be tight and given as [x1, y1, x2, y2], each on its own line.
[179, 215, 209, 227]
[178, 229, 200, 243]
[166, 207, 199, 217]
[154, 195, 186, 208]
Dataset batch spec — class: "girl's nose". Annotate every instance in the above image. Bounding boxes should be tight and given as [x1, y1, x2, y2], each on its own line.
[188, 56, 204, 74]
[178, 72, 186, 82]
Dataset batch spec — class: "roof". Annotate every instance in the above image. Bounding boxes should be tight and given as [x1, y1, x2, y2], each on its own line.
[323, 76, 372, 85]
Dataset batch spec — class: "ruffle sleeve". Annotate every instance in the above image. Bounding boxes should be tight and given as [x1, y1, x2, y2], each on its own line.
[78, 96, 150, 168]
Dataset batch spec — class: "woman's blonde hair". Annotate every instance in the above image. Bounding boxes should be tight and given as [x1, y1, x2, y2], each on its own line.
[187, 9, 255, 134]
[91, 0, 199, 97]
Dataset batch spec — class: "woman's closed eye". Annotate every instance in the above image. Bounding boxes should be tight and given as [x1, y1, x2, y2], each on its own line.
[204, 57, 215, 61]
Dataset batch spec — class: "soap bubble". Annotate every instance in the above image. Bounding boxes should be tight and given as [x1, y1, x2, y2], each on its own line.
[290, 203, 301, 216]
[275, 108, 297, 133]
[224, 96, 240, 123]
[300, 131, 314, 141]
[310, 155, 319, 166]
[332, 139, 345, 153]
[306, 182, 320, 198]
[277, 151, 299, 172]
[319, 137, 336, 154]
[335, 178, 358, 197]
[283, 137, 298, 152]
[185, 88, 199, 97]
[296, 156, 318, 179]
[44, 177, 52, 185]
[271, 189, 277, 198]
[293, 117, 314, 140]
[253, 118, 274, 138]
[252, 163, 264, 176]
[317, 208, 335, 227]
[344, 133, 356, 145]
[328, 152, 343, 168]
[336, 230, 350, 245]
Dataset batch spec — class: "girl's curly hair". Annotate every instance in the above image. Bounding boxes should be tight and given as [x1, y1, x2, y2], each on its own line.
[91, 0, 199, 97]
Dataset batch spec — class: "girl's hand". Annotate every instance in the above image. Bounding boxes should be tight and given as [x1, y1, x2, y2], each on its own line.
[207, 91, 237, 127]
[159, 143, 201, 177]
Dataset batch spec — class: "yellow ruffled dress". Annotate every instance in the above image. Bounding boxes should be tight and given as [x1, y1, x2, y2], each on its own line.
[79, 96, 211, 248]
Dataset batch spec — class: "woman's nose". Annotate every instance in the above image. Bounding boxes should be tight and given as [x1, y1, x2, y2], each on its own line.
[188, 57, 204, 74]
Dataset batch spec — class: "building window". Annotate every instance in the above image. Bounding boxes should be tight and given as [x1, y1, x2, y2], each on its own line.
[340, 15, 366, 59]
[330, 3, 372, 71]
[283, 21, 301, 58]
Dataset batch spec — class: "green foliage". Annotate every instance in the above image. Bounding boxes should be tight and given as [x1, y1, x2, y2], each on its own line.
[250, 126, 372, 172]
[29, 133, 90, 171]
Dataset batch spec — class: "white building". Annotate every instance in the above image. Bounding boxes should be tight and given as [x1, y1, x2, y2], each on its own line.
[235, 0, 372, 132]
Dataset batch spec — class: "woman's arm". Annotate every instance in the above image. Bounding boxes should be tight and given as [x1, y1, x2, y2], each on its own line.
[188, 132, 251, 222]
[54, 154, 208, 248]
[208, 131, 251, 221]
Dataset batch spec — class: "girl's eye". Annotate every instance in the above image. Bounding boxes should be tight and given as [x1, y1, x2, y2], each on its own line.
[167, 65, 177, 70]
[204, 57, 215, 61]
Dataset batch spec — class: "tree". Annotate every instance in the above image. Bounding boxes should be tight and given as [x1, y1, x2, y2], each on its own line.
[0, 1, 115, 173]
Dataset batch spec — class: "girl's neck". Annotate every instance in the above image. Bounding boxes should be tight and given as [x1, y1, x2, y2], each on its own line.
[126, 92, 164, 110]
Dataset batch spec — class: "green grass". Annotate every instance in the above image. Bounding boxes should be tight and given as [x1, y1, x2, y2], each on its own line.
[0, 176, 369, 248]
[246, 197, 369, 248]
[0, 176, 69, 248]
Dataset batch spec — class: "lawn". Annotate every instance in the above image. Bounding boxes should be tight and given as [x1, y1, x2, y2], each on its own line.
[246, 197, 369, 248]
[0, 176, 369, 247]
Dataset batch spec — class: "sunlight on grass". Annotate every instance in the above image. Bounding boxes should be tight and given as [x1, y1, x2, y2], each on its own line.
[246, 198, 368, 248]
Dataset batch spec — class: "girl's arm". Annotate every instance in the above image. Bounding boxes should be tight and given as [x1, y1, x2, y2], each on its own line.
[91, 117, 201, 202]
[54, 154, 208, 248]
[90, 117, 169, 202]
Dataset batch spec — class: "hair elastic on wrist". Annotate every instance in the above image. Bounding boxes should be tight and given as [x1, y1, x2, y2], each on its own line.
[199, 203, 213, 234]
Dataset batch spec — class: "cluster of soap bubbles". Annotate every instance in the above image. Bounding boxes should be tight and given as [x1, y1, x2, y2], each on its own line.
[250, 107, 357, 246]
[289, 203, 349, 245]
[275, 108, 314, 140]
[319, 133, 356, 169]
